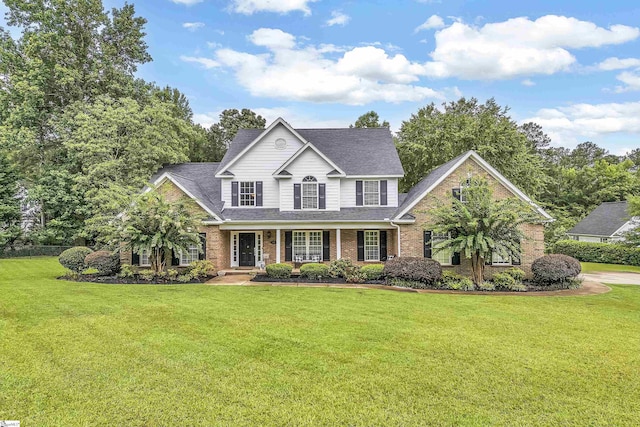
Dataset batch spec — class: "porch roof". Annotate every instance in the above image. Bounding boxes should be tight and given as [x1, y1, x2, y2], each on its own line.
[221, 207, 413, 222]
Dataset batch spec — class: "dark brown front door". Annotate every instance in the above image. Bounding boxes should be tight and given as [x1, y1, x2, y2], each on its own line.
[239, 233, 255, 267]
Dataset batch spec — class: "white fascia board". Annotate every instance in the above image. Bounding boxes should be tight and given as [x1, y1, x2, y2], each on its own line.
[151, 173, 223, 223]
[215, 118, 309, 177]
[346, 175, 404, 179]
[219, 221, 405, 230]
[272, 142, 345, 177]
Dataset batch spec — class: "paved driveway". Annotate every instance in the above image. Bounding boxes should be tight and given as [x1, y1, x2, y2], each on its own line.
[582, 272, 640, 285]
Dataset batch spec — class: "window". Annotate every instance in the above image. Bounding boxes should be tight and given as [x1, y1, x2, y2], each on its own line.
[302, 176, 318, 209]
[491, 251, 512, 266]
[292, 231, 323, 261]
[431, 233, 452, 265]
[140, 249, 150, 266]
[239, 181, 255, 206]
[454, 178, 471, 202]
[363, 180, 380, 206]
[180, 243, 199, 266]
[364, 230, 380, 261]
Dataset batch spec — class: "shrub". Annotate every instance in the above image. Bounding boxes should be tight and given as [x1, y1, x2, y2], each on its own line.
[387, 277, 429, 289]
[189, 260, 215, 279]
[383, 257, 442, 285]
[440, 270, 474, 291]
[59, 246, 93, 273]
[167, 269, 179, 281]
[477, 281, 495, 291]
[504, 267, 526, 282]
[328, 259, 358, 278]
[84, 250, 120, 276]
[553, 239, 640, 266]
[346, 269, 367, 284]
[139, 269, 156, 281]
[553, 254, 581, 276]
[266, 263, 292, 279]
[300, 263, 329, 280]
[177, 273, 193, 283]
[492, 272, 526, 291]
[531, 254, 581, 286]
[119, 264, 136, 278]
[360, 264, 385, 280]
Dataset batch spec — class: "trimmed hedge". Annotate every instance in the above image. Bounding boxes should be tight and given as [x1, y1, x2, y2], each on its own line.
[85, 251, 120, 276]
[531, 254, 581, 286]
[553, 239, 640, 266]
[59, 246, 94, 273]
[383, 257, 442, 285]
[266, 263, 292, 279]
[360, 264, 385, 280]
[300, 263, 329, 280]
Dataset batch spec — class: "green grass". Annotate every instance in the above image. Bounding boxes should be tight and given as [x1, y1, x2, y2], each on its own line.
[1, 258, 640, 426]
[581, 262, 640, 274]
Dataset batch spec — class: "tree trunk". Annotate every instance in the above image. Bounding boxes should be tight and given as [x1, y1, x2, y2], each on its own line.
[470, 252, 485, 286]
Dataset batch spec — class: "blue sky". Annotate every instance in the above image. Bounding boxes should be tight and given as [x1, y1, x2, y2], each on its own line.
[2, 0, 640, 153]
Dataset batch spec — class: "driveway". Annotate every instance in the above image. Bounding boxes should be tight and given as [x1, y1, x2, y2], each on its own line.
[581, 272, 640, 285]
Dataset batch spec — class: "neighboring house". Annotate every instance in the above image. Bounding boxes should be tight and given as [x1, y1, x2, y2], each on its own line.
[122, 118, 550, 275]
[567, 201, 638, 243]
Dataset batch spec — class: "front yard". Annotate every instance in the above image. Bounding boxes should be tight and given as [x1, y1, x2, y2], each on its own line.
[1, 257, 639, 425]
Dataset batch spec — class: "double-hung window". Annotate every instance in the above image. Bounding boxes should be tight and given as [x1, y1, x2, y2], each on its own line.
[239, 182, 255, 206]
[431, 233, 452, 265]
[363, 181, 380, 206]
[302, 176, 318, 209]
[292, 231, 323, 261]
[453, 178, 471, 203]
[180, 243, 199, 266]
[140, 249, 150, 266]
[364, 230, 380, 261]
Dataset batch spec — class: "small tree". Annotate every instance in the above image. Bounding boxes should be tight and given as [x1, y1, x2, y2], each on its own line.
[109, 189, 203, 274]
[0, 152, 22, 250]
[428, 177, 539, 285]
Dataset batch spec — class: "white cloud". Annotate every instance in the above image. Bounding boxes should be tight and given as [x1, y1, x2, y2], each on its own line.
[521, 79, 536, 86]
[183, 22, 205, 31]
[193, 111, 221, 128]
[415, 15, 445, 32]
[523, 102, 640, 146]
[183, 28, 445, 105]
[424, 15, 640, 80]
[180, 56, 220, 69]
[193, 107, 349, 129]
[614, 70, 640, 92]
[228, 0, 318, 15]
[326, 10, 350, 27]
[596, 57, 640, 70]
[170, 0, 203, 5]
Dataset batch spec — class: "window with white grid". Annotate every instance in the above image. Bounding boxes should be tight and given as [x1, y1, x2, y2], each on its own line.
[239, 181, 255, 206]
[364, 230, 380, 261]
[432, 233, 452, 265]
[180, 243, 199, 266]
[293, 231, 323, 261]
[302, 176, 318, 209]
[492, 250, 512, 265]
[140, 249, 150, 266]
[363, 180, 379, 206]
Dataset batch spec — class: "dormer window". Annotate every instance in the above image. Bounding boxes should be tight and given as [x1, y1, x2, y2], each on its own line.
[302, 176, 318, 209]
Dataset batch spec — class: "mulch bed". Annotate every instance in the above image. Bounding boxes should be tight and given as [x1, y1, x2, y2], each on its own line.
[58, 274, 214, 285]
[251, 274, 385, 285]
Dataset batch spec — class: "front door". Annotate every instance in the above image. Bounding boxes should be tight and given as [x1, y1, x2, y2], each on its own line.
[239, 233, 256, 267]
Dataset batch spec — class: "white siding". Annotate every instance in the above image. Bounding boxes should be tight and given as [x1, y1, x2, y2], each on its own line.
[578, 235, 603, 243]
[280, 148, 339, 211]
[221, 125, 304, 208]
[340, 178, 398, 207]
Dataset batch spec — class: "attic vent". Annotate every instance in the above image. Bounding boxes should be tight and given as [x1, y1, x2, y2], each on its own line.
[274, 138, 287, 150]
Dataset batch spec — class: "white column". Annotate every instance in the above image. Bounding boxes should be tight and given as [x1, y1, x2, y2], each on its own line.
[336, 228, 341, 259]
[276, 228, 281, 263]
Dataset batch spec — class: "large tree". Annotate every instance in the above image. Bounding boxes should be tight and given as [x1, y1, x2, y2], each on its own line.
[429, 177, 539, 285]
[396, 98, 546, 197]
[0, 152, 22, 250]
[351, 111, 390, 128]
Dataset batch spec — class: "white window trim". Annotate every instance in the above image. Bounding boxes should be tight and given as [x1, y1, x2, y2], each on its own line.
[229, 231, 263, 268]
[364, 230, 380, 262]
[179, 243, 200, 267]
[363, 180, 380, 206]
[140, 249, 150, 267]
[292, 230, 323, 262]
[239, 181, 256, 207]
[301, 176, 319, 210]
[431, 232, 452, 266]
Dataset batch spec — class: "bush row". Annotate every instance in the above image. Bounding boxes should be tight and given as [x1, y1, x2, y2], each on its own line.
[553, 240, 640, 266]
[265, 259, 385, 283]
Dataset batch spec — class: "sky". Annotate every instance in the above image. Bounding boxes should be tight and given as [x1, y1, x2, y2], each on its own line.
[2, 0, 640, 154]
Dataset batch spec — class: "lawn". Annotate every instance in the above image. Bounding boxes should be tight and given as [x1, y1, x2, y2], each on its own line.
[581, 262, 640, 274]
[1, 258, 640, 426]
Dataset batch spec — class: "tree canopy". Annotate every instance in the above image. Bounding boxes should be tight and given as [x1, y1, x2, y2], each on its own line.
[351, 111, 390, 128]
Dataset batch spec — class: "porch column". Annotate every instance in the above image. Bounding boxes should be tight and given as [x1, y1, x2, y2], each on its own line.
[336, 228, 341, 259]
[276, 228, 281, 263]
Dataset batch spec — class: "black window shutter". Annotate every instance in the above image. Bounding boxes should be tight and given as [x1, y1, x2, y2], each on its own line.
[319, 184, 326, 209]
[255, 181, 263, 207]
[199, 233, 206, 260]
[485, 251, 493, 266]
[512, 250, 521, 265]
[323, 230, 330, 261]
[452, 188, 461, 200]
[357, 231, 365, 261]
[423, 231, 432, 258]
[231, 181, 239, 206]
[132, 251, 140, 265]
[355, 180, 363, 206]
[171, 250, 180, 266]
[451, 229, 460, 265]
[293, 184, 301, 210]
[380, 231, 387, 261]
[380, 180, 388, 206]
[285, 231, 292, 261]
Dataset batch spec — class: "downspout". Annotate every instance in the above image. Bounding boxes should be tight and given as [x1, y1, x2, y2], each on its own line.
[389, 221, 401, 257]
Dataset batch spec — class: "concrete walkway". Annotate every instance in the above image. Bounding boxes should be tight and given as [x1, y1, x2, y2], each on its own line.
[581, 272, 640, 286]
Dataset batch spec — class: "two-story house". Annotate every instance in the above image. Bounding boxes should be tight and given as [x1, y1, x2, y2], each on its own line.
[124, 118, 551, 276]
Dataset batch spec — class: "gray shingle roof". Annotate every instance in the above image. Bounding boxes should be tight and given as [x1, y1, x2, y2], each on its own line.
[567, 201, 632, 237]
[217, 126, 404, 176]
[223, 207, 402, 222]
